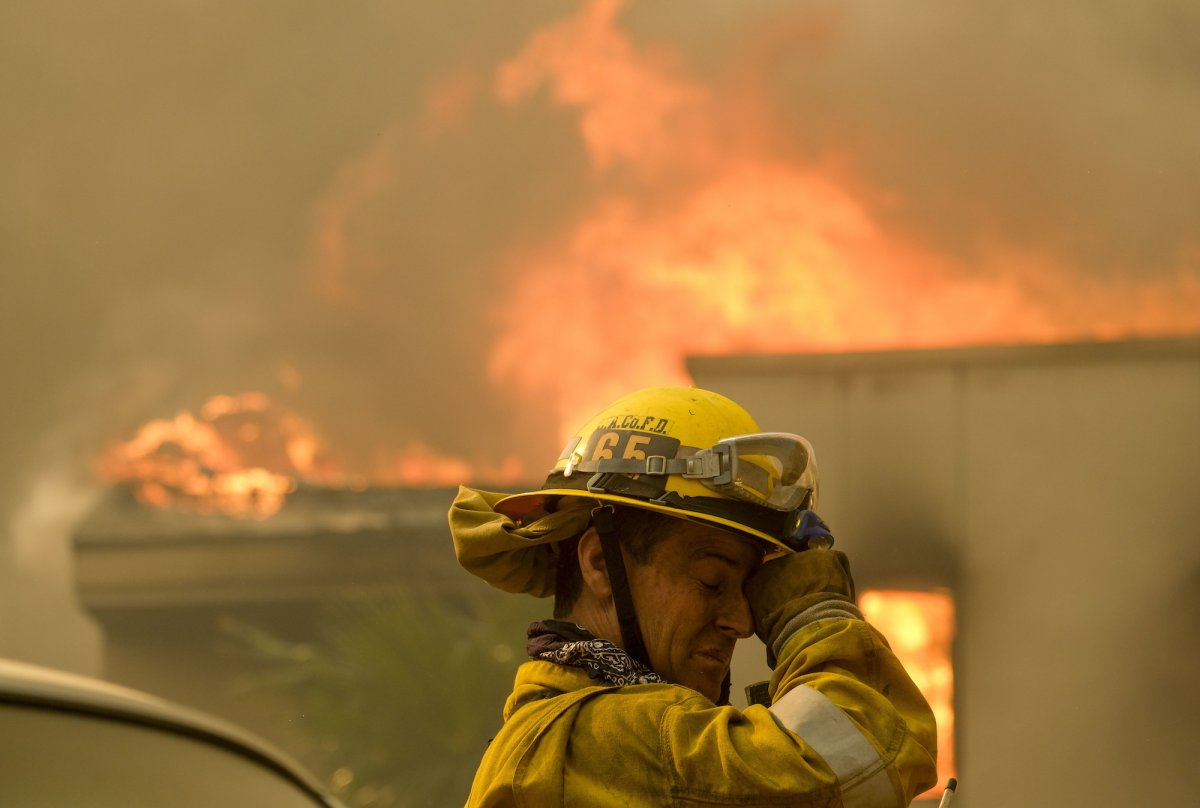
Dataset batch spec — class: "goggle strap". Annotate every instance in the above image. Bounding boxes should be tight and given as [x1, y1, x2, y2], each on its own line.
[568, 455, 715, 479]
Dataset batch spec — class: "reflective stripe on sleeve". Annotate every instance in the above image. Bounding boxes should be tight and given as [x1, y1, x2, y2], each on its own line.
[769, 684, 897, 808]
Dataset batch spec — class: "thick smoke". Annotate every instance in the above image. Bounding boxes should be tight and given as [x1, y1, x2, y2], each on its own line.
[726, 0, 1200, 274]
[1, 1, 1197, 664]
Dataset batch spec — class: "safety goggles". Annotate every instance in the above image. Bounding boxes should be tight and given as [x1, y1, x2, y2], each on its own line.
[684, 432, 817, 512]
[562, 431, 817, 513]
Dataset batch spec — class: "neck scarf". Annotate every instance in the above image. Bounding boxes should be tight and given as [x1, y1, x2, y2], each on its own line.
[526, 620, 664, 687]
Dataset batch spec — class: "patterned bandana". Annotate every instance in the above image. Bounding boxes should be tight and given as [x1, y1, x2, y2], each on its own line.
[526, 620, 665, 687]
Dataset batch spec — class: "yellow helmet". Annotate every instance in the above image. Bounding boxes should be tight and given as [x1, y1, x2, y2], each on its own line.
[495, 386, 823, 553]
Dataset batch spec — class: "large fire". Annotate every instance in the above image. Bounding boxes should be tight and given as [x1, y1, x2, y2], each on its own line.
[99, 0, 1200, 514]
[484, 0, 1200, 431]
[860, 589, 956, 800]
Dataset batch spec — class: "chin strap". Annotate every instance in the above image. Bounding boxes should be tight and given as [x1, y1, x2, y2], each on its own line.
[591, 505, 652, 671]
[591, 504, 733, 706]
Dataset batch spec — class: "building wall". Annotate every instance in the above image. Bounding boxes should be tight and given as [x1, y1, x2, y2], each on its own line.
[70, 487, 476, 774]
[693, 339, 1200, 807]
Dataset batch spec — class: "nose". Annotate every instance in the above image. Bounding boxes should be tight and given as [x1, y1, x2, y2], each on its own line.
[717, 589, 755, 639]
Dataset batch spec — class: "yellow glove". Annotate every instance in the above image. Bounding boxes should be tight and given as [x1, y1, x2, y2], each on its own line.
[746, 548, 858, 668]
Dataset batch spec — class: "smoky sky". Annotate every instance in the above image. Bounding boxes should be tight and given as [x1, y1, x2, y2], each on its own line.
[2, 0, 1198, 523]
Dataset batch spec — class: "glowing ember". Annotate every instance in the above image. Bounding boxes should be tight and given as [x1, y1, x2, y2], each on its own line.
[860, 589, 956, 799]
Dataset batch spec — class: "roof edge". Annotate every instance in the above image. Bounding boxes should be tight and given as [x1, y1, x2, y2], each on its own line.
[687, 336, 1200, 377]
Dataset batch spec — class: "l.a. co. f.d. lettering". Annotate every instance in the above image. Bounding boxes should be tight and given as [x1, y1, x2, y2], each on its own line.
[600, 414, 670, 434]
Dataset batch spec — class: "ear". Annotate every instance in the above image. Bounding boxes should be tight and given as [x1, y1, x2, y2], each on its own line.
[576, 527, 613, 600]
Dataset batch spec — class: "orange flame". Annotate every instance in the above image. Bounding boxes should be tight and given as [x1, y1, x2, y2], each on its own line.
[496, 0, 712, 176]
[99, 392, 526, 518]
[487, 0, 1200, 434]
[860, 590, 956, 800]
[152, 1, 1199, 513]
[97, 393, 312, 518]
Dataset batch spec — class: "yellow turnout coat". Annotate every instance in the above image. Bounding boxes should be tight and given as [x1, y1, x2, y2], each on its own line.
[466, 615, 937, 807]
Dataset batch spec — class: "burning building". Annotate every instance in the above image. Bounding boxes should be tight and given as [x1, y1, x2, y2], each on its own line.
[64, 336, 1200, 808]
[4, 1, 1199, 806]
[696, 336, 1200, 807]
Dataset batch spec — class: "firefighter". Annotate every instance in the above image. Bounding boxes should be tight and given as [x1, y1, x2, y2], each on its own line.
[449, 386, 936, 806]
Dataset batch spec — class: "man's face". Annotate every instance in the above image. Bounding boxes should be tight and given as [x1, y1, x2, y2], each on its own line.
[626, 519, 763, 703]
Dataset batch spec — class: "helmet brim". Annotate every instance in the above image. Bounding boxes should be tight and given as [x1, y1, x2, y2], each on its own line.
[495, 489, 791, 555]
